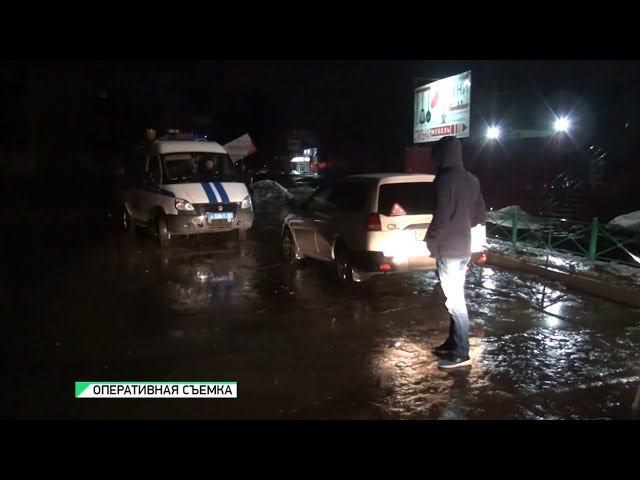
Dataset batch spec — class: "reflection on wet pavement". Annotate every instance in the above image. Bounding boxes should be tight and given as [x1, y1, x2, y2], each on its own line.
[369, 267, 640, 419]
[3, 222, 640, 420]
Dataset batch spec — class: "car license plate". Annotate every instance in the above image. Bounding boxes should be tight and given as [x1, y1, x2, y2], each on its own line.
[207, 212, 233, 222]
[414, 229, 427, 241]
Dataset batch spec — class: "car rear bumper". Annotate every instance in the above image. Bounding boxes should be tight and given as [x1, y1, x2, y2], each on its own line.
[166, 209, 253, 235]
[350, 250, 437, 273]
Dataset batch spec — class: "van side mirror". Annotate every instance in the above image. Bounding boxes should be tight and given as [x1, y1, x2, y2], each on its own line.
[146, 171, 160, 184]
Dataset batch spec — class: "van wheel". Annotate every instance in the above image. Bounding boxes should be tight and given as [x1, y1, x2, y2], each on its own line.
[334, 243, 353, 283]
[157, 216, 172, 247]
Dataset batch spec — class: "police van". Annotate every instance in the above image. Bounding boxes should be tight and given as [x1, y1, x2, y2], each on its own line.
[121, 135, 253, 246]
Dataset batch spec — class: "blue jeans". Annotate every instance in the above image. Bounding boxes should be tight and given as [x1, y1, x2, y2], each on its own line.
[437, 257, 471, 358]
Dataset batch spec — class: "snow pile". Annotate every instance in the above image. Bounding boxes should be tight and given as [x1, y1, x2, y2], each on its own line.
[492, 205, 527, 217]
[601, 262, 640, 279]
[486, 205, 543, 229]
[607, 211, 640, 233]
[487, 238, 640, 290]
[250, 180, 293, 210]
[288, 183, 317, 204]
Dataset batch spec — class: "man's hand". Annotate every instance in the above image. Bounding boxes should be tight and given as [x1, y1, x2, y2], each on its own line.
[469, 252, 487, 266]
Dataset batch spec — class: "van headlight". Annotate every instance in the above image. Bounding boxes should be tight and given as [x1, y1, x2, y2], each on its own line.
[240, 195, 252, 209]
[175, 198, 195, 212]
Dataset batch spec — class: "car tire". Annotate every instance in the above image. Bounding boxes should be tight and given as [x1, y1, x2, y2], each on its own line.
[123, 207, 136, 237]
[157, 215, 172, 247]
[282, 228, 303, 264]
[334, 242, 354, 283]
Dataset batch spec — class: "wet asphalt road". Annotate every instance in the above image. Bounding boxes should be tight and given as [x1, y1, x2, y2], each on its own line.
[2, 212, 640, 420]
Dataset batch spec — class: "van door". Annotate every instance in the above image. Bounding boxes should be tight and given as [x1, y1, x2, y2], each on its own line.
[375, 181, 435, 258]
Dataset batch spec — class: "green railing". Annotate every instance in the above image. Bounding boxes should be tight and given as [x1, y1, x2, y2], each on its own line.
[486, 210, 640, 267]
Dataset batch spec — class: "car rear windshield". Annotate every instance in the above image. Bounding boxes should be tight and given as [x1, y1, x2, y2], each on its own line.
[377, 182, 436, 215]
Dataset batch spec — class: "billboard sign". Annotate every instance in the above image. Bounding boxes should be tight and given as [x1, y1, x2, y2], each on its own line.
[414, 71, 471, 143]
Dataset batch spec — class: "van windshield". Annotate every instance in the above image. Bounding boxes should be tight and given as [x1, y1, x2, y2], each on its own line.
[162, 152, 238, 183]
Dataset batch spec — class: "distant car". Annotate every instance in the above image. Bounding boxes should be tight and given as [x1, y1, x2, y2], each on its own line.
[120, 138, 253, 246]
[281, 173, 439, 282]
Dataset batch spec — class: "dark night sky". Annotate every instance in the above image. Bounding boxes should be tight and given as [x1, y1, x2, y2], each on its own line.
[1, 60, 639, 173]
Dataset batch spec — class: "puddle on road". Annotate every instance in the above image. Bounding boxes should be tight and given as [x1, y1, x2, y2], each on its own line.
[10, 224, 640, 420]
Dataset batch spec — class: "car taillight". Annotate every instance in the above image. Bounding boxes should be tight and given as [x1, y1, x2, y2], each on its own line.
[366, 213, 382, 231]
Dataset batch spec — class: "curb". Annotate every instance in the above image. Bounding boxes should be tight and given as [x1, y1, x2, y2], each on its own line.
[486, 251, 640, 309]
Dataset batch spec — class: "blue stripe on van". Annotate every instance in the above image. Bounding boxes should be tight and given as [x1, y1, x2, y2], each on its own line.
[201, 182, 217, 203]
[209, 183, 221, 202]
[213, 181, 229, 203]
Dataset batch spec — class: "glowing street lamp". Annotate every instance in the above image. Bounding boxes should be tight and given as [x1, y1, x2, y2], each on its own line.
[486, 126, 501, 140]
[554, 117, 570, 133]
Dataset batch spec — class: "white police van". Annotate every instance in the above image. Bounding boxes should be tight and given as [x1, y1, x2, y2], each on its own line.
[121, 136, 253, 246]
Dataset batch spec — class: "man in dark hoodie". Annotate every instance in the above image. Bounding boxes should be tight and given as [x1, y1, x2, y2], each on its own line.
[426, 136, 486, 369]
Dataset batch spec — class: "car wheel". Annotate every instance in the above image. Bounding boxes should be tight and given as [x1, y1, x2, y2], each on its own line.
[282, 228, 302, 263]
[157, 216, 172, 247]
[123, 207, 136, 237]
[334, 243, 353, 283]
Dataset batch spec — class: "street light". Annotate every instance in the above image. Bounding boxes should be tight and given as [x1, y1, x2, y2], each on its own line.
[554, 117, 570, 133]
[486, 126, 501, 140]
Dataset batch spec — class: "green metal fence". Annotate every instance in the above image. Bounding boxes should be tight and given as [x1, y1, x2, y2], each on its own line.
[486, 210, 640, 267]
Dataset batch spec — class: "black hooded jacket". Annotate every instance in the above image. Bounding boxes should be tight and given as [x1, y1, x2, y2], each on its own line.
[425, 136, 486, 258]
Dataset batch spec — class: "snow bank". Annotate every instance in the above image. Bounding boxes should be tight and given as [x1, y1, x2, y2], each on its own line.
[487, 238, 640, 290]
[607, 211, 640, 233]
[251, 180, 293, 209]
[287, 183, 317, 204]
[486, 205, 543, 229]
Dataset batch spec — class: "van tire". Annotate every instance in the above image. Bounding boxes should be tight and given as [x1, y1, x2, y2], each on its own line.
[157, 215, 172, 247]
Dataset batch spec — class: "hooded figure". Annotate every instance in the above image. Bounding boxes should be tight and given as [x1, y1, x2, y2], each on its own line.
[426, 136, 486, 258]
[426, 136, 486, 370]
